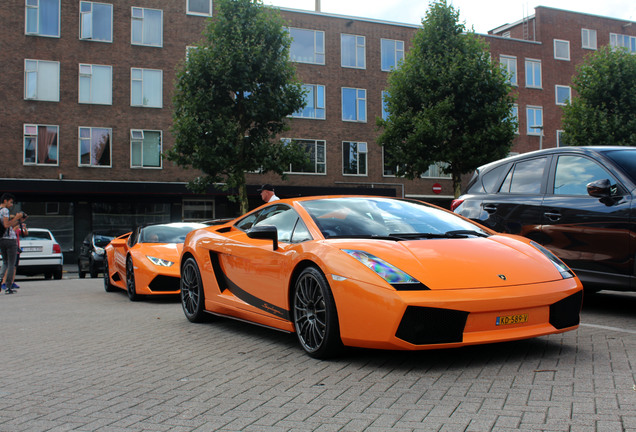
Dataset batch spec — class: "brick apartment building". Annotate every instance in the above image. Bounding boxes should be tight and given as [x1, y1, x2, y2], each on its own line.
[0, 1, 634, 263]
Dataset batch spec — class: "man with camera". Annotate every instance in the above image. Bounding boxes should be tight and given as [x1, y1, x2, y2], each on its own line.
[0, 193, 27, 295]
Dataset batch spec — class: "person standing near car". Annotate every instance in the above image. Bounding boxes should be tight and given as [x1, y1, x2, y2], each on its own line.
[258, 184, 280, 203]
[2, 221, 27, 290]
[0, 193, 26, 295]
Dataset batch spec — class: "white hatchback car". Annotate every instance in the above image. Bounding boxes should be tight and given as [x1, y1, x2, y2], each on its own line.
[17, 228, 64, 279]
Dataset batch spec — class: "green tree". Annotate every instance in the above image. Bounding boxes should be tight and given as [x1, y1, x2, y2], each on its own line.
[168, 0, 307, 214]
[562, 46, 636, 147]
[377, 0, 516, 198]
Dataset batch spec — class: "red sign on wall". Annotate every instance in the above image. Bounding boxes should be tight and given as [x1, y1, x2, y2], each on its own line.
[432, 183, 442, 194]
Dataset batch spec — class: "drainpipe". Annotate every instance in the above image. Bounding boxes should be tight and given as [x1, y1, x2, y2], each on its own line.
[315, 0, 320, 12]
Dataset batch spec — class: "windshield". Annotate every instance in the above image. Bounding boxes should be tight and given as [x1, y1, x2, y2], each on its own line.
[93, 234, 114, 247]
[603, 149, 636, 184]
[140, 223, 206, 244]
[300, 197, 488, 239]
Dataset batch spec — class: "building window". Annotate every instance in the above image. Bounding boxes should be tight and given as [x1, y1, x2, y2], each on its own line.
[382, 147, 399, 177]
[288, 28, 325, 65]
[610, 33, 636, 53]
[79, 1, 112, 42]
[526, 106, 543, 135]
[502, 31, 511, 38]
[23, 124, 58, 165]
[25, 0, 60, 37]
[581, 28, 597, 50]
[511, 104, 519, 134]
[187, 0, 212, 16]
[183, 199, 215, 221]
[381, 91, 389, 120]
[555, 85, 571, 106]
[341, 88, 366, 122]
[79, 127, 111, 167]
[499, 55, 517, 86]
[341, 34, 365, 69]
[381, 39, 404, 71]
[422, 162, 451, 179]
[130, 130, 162, 168]
[525, 59, 541, 88]
[343, 141, 367, 176]
[131, 7, 163, 47]
[556, 130, 564, 147]
[554, 39, 570, 61]
[79, 64, 112, 105]
[283, 139, 326, 174]
[292, 84, 325, 119]
[131, 68, 163, 108]
[24, 59, 59, 101]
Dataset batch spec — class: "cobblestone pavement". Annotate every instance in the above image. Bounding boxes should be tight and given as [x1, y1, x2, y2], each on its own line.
[0, 278, 634, 432]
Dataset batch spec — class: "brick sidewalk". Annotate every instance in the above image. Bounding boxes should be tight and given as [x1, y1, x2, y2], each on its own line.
[0, 279, 634, 431]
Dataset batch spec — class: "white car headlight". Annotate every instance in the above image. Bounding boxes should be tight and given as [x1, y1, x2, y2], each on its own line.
[94, 247, 105, 255]
[342, 249, 427, 290]
[530, 241, 574, 279]
[146, 256, 174, 267]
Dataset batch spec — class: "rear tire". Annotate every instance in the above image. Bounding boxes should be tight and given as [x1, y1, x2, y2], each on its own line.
[53, 266, 63, 280]
[293, 266, 342, 359]
[181, 257, 209, 323]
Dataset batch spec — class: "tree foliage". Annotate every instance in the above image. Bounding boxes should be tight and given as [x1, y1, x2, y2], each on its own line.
[376, 0, 516, 198]
[168, 0, 307, 214]
[562, 46, 636, 147]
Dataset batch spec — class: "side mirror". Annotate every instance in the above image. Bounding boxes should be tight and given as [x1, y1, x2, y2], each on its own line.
[247, 225, 278, 250]
[587, 179, 611, 198]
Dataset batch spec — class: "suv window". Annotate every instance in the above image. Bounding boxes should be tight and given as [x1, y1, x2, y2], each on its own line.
[499, 157, 547, 194]
[554, 155, 614, 195]
[481, 164, 510, 193]
[604, 149, 636, 184]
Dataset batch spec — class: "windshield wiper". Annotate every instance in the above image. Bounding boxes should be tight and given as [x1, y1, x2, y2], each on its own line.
[323, 234, 404, 241]
[388, 230, 489, 239]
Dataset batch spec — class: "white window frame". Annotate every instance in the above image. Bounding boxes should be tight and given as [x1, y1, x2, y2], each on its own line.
[130, 129, 163, 169]
[555, 85, 571, 106]
[525, 59, 542, 89]
[381, 91, 389, 120]
[79, 63, 112, 105]
[288, 27, 325, 65]
[554, 39, 570, 61]
[499, 55, 517, 86]
[581, 28, 597, 50]
[341, 87, 367, 123]
[186, 0, 213, 17]
[421, 162, 451, 179]
[342, 141, 368, 176]
[610, 33, 636, 53]
[24, 59, 60, 101]
[526, 106, 543, 136]
[25, 0, 60, 38]
[282, 138, 326, 175]
[78, 126, 112, 167]
[131, 6, 163, 47]
[291, 84, 326, 120]
[79, 1, 113, 42]
[341, 34, 366, 69]
[23, 123, 59, 166]
[381, 38, 404, 72]
[130, 68, 163, 108]
[556, 130, 565, 147]
[511, 104, 519, 134]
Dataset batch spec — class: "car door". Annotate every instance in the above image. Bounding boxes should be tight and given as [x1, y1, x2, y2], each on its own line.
[539, 154, 633, 289]
[479, 156, 550, 236]
[217, 204, 311, 320]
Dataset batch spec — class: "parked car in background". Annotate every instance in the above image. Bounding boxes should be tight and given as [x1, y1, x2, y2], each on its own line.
[17, 228, 64, 279]
[452, 146, 636, 293]
[78, 232, 115, 278]
[103, 222, 207, 301]
[180, 195, 582, 359]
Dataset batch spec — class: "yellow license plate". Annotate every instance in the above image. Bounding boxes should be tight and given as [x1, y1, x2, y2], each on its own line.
[496, 313, 528, 326]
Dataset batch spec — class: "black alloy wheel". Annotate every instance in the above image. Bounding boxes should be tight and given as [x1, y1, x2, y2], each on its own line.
[181, 257, 208, 322]
[293, 266, 342, 359]
[126, 256, 140, 301]
[103, 259, 116, 292]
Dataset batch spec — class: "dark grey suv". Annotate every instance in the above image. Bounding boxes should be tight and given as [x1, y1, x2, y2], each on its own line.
[452, 146, 636, 293]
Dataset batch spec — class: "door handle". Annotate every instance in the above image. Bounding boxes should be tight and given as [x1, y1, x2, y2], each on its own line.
[544, 210, 561, 222]
[483, 204, 497, 214]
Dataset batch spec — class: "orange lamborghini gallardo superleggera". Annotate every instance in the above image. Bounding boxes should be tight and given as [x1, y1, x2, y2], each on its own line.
[179, 196, 583, 359]
[104, 222, 206, 301]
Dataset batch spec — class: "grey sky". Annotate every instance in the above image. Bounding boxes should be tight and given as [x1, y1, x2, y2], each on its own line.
[263, 0, 636, 34]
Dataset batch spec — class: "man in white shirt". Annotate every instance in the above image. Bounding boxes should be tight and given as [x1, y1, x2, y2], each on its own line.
[258, 184, 280, 203]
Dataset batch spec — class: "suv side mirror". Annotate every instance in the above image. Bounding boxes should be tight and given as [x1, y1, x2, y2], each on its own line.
[247, 225, 278, 250]
[587, 179, 611, 198]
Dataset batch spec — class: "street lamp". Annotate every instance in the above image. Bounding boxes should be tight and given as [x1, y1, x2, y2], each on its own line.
[532, 124, 544, 150]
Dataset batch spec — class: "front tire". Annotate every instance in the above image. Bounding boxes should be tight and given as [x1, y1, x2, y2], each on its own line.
[78, 260, 86, 279]
[126, 257, 140, 301]
[89, 259, 98, 278]
[293, 267, 342, 359]
[181, 257, 208, 322]
[103, 259, 116, 292]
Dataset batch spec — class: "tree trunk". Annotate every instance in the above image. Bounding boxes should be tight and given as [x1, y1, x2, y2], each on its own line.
[238, 181, 248, 215]
[452, 172, 462, 199]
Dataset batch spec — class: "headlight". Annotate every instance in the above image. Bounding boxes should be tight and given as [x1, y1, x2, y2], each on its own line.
[530, 241, 574, 279]
[146, 256, 174, 267]
[94, 247, 105, 255]
[342, 249, 428, 290]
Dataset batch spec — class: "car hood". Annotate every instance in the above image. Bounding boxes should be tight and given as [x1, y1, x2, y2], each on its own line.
[327, 235, 567, 290]
[137, 243, 183, 261]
